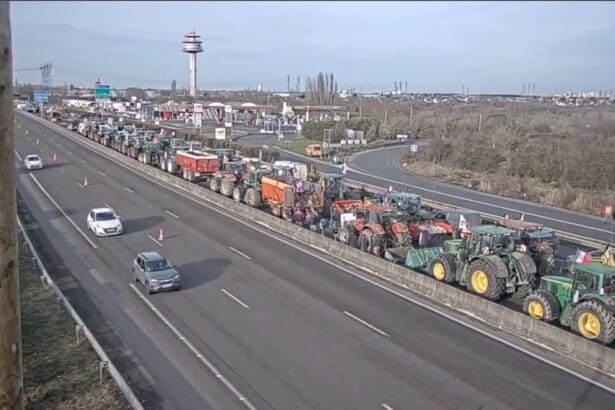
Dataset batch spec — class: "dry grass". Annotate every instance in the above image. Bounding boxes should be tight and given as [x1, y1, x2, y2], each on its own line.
[20, 236, 129, 409]
[402, 156, 615, 216]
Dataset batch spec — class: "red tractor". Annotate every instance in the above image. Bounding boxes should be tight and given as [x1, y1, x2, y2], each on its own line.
[337, 206, 410, 257]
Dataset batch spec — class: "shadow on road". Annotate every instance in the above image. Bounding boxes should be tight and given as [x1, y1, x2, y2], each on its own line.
[122, 215, 166, 235]
[176, 258, 231, 290]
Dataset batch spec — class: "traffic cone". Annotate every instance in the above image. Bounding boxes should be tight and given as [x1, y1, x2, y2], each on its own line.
[158, 228, 164, 242]
[83, 177, 88, 187]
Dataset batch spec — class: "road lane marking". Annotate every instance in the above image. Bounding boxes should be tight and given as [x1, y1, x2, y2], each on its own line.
[67, 150, 72, 155]
[165, 210, 180, 219]
[14, 150, 22, 162]
[80, 159, 86, 164]
[343, 311, 390, 338]
[221, 289, 250, 310]
[228, 246, 252, 260]
[103, 203, 113, 210]
[99, 171, 106, 177]
[381, 404, 394, 410]
[77, 182, 85, 188]
[147, 234, 164, 247]
[124, 186, 134, 193]
[28, 173, 98, 249]
[129, 284, 256, 410]
[347, 162, 611, 236]
[31, 114, 615, 393]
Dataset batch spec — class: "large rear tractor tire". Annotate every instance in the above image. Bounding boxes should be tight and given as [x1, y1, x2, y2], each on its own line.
[244, 188, 262, 208]
[571, 300, 615, 344]
[338, 226, 351, 245]
[220, 179, 234, 197]
[523, 290, 560, 322]
[467, 259, 506, 301]
[428, 253, 457, 283]
[209, 177, 220, 192]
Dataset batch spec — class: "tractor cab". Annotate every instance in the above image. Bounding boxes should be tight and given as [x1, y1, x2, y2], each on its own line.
[382, 192, 422, 215]
[496, 218, 559, 251]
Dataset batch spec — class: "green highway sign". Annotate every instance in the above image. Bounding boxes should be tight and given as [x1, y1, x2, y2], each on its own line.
[95, 84, 111, 101]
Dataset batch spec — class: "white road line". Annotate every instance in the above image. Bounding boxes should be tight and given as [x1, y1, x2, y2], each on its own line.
[14, 150, 22, 162]
[81, 159, 86, 164]
[99, 171, 106, 177]
[77, 182, 85, 188]
[67, 150, 72, 155]
[28, 173, 98, 249]
[343, 311, 390, 338]
[103, 203, 113, 210]
[147, 234, 164, 247]
[382, 404, 394, 410]
[221, 289, 250, 310]
[129, 284, 256, 410]
[33, 114, 615, 393]
[124, 186, 134, 193]
[165, 210, 180, 219]
[347, 164, 612, 235]
[228, 246, 252, 260]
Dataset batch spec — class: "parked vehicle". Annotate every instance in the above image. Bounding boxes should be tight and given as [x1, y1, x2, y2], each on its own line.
[524, 258, 615, 344]
[406, 225, 537, 300]
[87, 207, 123, 237]
[175, 150, 220, 182]
[132, 252, 181, 294]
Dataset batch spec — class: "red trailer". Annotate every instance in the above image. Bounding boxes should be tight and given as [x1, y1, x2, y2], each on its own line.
[175, 150, 220, 182]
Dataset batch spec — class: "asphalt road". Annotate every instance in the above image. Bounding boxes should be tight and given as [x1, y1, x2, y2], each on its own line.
[15, 113, 615, 410]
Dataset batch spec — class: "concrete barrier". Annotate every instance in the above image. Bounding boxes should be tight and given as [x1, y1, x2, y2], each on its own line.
[24, 112, 615, 376]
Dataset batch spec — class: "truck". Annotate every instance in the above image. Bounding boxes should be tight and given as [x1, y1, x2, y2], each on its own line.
[175, 151, 220, 182]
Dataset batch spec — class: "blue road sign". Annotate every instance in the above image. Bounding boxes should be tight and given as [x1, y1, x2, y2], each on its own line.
[95, 84, 111, 101]
[34, 90, 49, 103]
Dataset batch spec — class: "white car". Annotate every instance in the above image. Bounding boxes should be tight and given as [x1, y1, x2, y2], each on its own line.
[24, 154, 43, 170]
[87, 207, 123, 237]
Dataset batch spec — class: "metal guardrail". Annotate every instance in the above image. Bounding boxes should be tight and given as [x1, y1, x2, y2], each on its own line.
[17, 216, 143, 410]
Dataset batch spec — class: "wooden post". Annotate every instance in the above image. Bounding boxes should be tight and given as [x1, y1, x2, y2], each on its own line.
[0, 3, 23, 409]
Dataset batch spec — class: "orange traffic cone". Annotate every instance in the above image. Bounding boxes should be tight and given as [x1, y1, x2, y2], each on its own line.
[158, 228, 164, 242]
[83, 177, 88, 187]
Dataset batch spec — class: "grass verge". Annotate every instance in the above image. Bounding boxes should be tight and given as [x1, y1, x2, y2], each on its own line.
[20, 231, 129, 409]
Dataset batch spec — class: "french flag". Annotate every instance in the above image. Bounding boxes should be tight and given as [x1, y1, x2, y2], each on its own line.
[575, 249, 592, 265]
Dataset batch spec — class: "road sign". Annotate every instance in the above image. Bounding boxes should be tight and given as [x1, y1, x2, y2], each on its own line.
[195, 113, 202, 129]
[193, 103, 203, 113]
[215, 128, 226, 140]
[95, 83, 111, 102]
[33, 90, 48, 103]
[224, 104, 232, 114]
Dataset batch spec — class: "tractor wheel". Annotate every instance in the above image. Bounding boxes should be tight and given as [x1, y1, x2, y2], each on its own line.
[338, 226, 351, 245]
[272, 204, 281, 217]
[359, 230, 370, 252]
[182, 169, 188, 180]
[244, 188, 261, 208]
[232, 186, 245, 202]
[428, 253, 456, 283]
[467, 259, 506, 301]
[220, 179, 234, 196]
[281, 207, 292, 220]
[571, 300, 615, 344]
[511, 252, 538, 299]
[371, 235, 383, 257]
[523, 290, 560, 322]
[209, 177, 220, 192]
[187, 171, 194, 182]
[418, 229, 430, 248]
[395, 232, 412, 247]
[537, 249, 556, 276]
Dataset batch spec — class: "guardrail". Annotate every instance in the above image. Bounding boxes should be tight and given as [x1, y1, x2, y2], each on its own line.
[17, 216, 144, 410]
[23, 112, 615, 377]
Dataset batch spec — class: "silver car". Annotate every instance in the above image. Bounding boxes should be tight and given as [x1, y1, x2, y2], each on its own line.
[132, 252, 181, 294]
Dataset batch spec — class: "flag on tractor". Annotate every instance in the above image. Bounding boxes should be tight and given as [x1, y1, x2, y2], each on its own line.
[574, 249, 592, 265]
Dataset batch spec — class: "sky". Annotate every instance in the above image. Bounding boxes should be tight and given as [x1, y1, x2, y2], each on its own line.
[10, 1, 615, 94]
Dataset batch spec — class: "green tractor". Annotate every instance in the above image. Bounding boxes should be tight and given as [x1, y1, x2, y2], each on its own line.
[406, 225, 537, 301]
[523, 260, 615, 344]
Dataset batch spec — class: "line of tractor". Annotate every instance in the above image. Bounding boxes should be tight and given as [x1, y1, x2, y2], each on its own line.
[47, 112, 615, 345]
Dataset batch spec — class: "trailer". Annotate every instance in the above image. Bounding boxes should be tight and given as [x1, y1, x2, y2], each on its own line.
[175, 150, 220, 182]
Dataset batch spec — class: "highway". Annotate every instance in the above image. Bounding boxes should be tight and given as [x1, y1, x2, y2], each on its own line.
[15, 113, 615, 409]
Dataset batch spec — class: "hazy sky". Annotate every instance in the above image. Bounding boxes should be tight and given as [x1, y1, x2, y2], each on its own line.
[10, 1, 615, 94]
